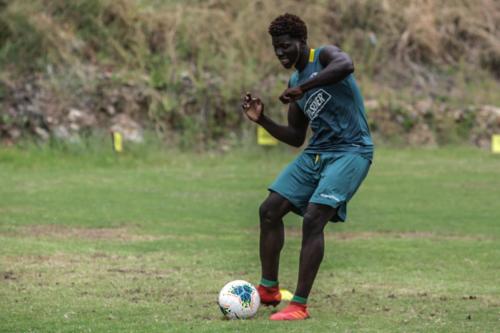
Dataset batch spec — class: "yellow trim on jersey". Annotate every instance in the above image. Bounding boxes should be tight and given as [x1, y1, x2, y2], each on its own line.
[309, 48, 315, 62]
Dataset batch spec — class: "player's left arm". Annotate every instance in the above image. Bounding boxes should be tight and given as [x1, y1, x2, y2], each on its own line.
[301, 45, 354, 91]
[279, 46, 354, 103]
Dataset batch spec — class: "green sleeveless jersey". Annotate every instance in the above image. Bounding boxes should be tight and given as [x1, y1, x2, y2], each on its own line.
[289, 46, 374, 160]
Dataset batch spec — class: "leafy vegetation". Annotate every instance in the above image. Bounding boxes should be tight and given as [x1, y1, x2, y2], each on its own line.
[0, 0, 499, 146]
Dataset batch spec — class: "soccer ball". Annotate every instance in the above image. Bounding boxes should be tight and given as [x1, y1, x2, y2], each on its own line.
[218, 280, 260, 319]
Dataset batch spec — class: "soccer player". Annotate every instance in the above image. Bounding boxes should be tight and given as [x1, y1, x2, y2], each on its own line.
[241, 13, 374, 320]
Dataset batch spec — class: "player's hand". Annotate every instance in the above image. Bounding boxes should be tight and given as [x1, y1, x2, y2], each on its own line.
[241, 92, 264, 122]
[279, 86, 304, 104]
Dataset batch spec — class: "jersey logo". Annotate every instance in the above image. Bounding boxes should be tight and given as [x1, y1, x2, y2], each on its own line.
[304, 89, 332, 120]
[320, 193, 340, 202]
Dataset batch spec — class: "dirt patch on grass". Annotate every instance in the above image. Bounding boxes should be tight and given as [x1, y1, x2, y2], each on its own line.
[14, 225, 160, 242]
[283, 229, 494, 241]
[331, 231, 493, 241]
[107, 267, 179, 276]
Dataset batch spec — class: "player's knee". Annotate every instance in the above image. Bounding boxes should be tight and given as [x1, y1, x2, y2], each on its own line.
[302, 211, 325, 237]
[259, 201, 280, 226]
[259, 201, 273, 224]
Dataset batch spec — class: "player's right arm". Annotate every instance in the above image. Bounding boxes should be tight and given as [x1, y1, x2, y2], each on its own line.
[241, 93, 308, 147]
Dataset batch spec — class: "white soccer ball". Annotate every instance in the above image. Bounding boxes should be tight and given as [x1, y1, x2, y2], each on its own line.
[218, 280, 260, 319]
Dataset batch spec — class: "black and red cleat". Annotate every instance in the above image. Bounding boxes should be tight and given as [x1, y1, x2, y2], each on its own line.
[257, 284, 282, 307]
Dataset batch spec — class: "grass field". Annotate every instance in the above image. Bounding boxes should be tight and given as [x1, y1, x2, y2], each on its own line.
[0, 144, 499, 332]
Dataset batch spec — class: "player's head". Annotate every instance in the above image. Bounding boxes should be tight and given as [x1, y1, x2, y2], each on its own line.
[268, 13, 308, 69]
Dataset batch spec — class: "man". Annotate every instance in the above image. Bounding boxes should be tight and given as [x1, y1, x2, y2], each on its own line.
[241, 13, 374, 321]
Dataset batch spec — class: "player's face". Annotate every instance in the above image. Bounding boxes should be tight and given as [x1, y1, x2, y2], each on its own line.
[272, 34, 301, 69]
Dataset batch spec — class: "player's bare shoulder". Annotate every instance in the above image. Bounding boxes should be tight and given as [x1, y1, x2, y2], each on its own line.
[318, 45, 353, 69]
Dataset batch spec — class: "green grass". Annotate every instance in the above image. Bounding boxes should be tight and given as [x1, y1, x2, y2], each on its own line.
[1, 144, 499, 332]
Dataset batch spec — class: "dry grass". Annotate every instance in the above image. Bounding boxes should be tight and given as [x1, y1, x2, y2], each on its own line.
[14, 225, 160, 241]
[0, 0, 499, 145]
[3, 0, 497, 81]
[326, 0, 500, 78]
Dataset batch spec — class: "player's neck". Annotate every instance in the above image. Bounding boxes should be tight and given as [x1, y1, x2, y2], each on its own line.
[295, 45, 310, 72]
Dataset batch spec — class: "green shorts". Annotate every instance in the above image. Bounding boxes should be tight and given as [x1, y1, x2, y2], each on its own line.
[269, 152, 371, 222]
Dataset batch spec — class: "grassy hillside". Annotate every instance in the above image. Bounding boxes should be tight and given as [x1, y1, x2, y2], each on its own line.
[0, 0, 499, 147]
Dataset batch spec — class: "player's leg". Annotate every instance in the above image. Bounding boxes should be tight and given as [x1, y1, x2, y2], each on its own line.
[270, 153, 371, 320]
[263, 152, 318, 283]
[295, 203, 336, 298]
[259, 191, 293, 282]
[294, 153, 370, 299]
[259, 153, 318, 307]
[257, 192, 293, 306]
[269, 203, 334, 320]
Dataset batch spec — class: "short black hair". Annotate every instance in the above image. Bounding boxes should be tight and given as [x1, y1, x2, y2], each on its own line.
[268, 13, 307, 40]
